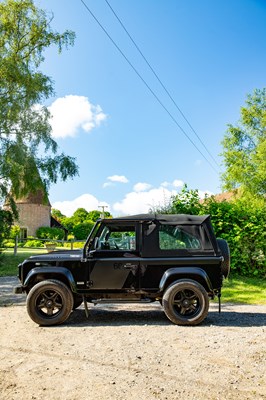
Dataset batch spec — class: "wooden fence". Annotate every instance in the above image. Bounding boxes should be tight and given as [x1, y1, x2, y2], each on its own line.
[12, 236, 86, 255]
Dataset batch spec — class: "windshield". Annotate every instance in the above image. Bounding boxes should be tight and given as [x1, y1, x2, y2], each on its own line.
[95, 225, 136, 250]
[86, 222, 137, 253]
[84, 221, 101, 254]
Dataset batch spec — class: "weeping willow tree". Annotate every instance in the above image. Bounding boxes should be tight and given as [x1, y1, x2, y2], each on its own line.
[0, 0, 78, 214]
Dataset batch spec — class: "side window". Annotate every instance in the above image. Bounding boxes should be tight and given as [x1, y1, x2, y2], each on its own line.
[97, 225, 136, 251]
[159, 224, 201, 250]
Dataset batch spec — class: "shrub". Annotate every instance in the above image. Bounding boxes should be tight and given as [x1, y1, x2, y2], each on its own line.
[2, 240, 15, 248]
[203, 198, 266, 277]
[24, 239, 44, 248]
[36, 226, 64, 240]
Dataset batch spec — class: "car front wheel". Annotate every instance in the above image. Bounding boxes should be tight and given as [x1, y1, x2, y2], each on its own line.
[26, 279, 74, 326]
[162, 279, 209, 326]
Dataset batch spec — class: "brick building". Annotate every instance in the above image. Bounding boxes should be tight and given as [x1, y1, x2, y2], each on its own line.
[14, 189, 51, 238]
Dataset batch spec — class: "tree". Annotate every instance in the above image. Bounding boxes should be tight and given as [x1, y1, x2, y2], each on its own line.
[0, 209, 13, 247]
[87, 210, 111, 221]
[57, 209, 113, 239]
[72, 221, 95, 240]
[153, 184, 204, 215]
[0, 0, 78, 208]
[221, 88, 266, 202]
[169, 184, 204, 215]
[51, 208, 66, 223]
[72, 208, 89, 223]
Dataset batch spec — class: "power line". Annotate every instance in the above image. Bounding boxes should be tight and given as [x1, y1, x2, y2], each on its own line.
[104, 0, 219, 168]
[80, 0, 219, 173]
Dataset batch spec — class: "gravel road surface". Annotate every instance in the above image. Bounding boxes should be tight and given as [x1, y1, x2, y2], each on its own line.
[0, 277, 265, 400]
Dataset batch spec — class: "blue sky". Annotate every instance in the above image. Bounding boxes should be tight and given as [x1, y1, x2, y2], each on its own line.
[36, 0, 266, 216]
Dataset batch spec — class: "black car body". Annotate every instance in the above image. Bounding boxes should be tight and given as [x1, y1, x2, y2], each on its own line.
[14, 214, 230, 326]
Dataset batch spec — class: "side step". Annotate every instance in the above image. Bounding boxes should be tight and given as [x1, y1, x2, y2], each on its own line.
[91, 298, 153, 305]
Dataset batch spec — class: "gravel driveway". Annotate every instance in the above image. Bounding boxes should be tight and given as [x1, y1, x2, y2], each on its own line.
[0, 276, 265, 400]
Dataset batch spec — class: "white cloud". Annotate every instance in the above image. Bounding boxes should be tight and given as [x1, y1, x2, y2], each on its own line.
[133, 182, 152, 192]
[51, 184, 213, 218]
[161, 181, 170, 188]
[107, 175, 129, 183]
[160, 179, 184, 188]
[102, 182, 114, 189]
[172, 179, 184, 188]
[52, 194, 109, 217]
[112, 182, 214, 216]
[48, 95, 107, 138]
[113, 186, 176, 215]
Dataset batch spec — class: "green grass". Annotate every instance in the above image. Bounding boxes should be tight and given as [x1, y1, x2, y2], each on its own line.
[0, 248, 47, 277]
[219, 275, 266, 305]
[0, 250, 265, 305]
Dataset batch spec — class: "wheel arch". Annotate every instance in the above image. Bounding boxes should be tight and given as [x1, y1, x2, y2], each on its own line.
[159, 267, 213, 294]
[24, 266, 77, 293]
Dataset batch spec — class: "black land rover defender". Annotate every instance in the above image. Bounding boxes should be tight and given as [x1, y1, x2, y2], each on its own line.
[14, 214, 230, 326]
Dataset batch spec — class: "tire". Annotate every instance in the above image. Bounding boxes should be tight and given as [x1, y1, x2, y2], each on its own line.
[73, 295, 83, 310]
[26, 279, 74, 326]
[162, 279, 209, 326]
[217, 238, 230, 278]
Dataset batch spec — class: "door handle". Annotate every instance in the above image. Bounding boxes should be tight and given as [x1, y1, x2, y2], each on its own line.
[124, 263, 137, 269]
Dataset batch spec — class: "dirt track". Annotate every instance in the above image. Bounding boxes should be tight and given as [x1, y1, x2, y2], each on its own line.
[0, 277, 265, 400]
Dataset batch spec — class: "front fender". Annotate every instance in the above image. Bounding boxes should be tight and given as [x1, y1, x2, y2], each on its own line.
[159, 267, 213, 293]
[24, 266, 77, 293]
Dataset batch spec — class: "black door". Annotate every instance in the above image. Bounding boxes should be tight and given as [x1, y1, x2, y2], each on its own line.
[88, 222, 140, 290]
[89, 254, 139, 290]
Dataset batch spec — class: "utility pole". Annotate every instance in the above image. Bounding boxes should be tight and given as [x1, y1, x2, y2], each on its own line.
[98, 205, 108, 219]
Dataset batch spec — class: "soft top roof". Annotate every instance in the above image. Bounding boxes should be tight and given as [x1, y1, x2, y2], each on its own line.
[102, 213, 210, 225]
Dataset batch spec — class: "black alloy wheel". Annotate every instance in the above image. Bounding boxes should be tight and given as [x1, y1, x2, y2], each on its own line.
[26, 279, 73, 326]
[162, 279, 209, 326]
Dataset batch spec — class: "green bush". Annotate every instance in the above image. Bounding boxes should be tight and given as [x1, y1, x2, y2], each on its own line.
[24, 239, 44, 248]
[2, 239, 15, 248]
[72, 221, 94, 240]
[36, 226, 64, 240]
[62, 241, 85, 249]
[203, 198, 266, 277]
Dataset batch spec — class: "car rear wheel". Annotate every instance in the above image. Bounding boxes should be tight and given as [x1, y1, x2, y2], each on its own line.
[26, 279, 73, 326]
[162, 279, 209, 326]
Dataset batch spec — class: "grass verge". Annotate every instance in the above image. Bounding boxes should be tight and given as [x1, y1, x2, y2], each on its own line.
[219, 275, 266, 305]
[0, 249, 47, 277]
[0, 250, 265, 305]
